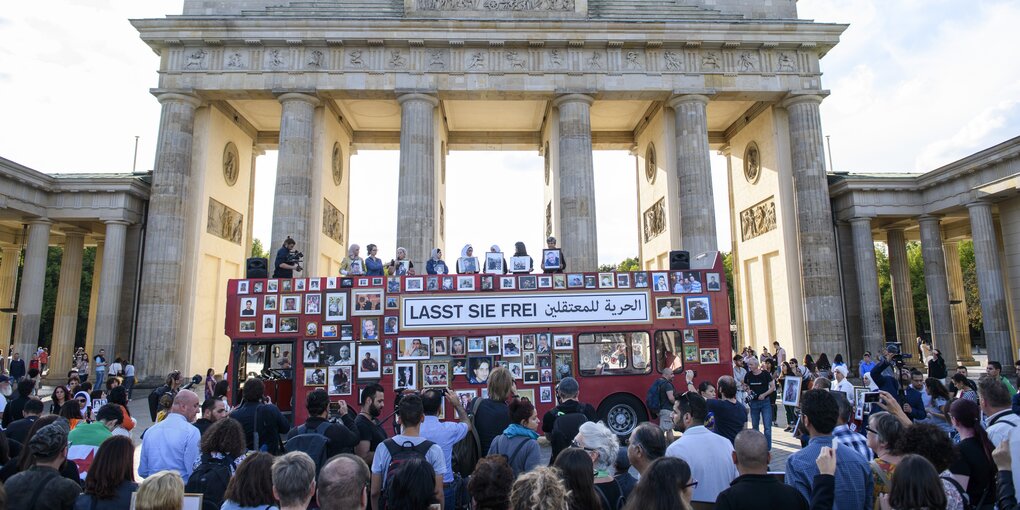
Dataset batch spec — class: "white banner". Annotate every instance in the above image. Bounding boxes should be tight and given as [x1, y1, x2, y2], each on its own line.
[400, 291, 650, 330]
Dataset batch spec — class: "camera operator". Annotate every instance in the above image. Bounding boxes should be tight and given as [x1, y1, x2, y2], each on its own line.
[286, 389, 359, 459]
[869, 347, 925, 420]
[274, 237, 302, 278]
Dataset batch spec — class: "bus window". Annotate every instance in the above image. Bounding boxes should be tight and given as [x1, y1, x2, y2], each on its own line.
[577, 332, 651, 376]
[655, 330, 683, 373]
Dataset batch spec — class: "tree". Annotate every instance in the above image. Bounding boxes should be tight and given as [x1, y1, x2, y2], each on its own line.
[37, 246, 97, 351]
[874, 246, 897, 340]
[722, 251, 735, 319]
[617, 257, 640, 272]
[958, 241, 982, 331]
[251, 238, 269, 260]
[906, 241, 931, 339]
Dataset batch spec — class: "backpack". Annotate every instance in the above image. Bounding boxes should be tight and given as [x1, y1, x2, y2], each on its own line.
[549, 411, 591, 464]
[594, 479, 626, 510]
[646, 379, 667, 411]
[380, 438, 436, 510]
[184, 455, 234, 510]
[284, 421, 332, 473]
[493, 435, 532, 477]
[940, 475, 973, 510]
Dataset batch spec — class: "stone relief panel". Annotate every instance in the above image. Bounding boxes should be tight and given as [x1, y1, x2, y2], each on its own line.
[225, 50, 249, 70]
[322, 199, 345, 245]
[739, 197, 777, 242]
[207, 198, 244, 245]
[642, 198, 666, 243]
[416, 0, 574, 10]
[265, 48, 288, 70]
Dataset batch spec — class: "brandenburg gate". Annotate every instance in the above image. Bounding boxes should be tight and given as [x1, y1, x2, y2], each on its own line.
[129, 0, 847, 377]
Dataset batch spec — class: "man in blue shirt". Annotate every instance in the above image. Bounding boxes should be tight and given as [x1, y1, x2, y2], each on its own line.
[858, 352, 875, 378]
[139, 389, 202, 482]
[904, 369, 928, 421]
[785, 389, 872, 510]
[419, 388, 470, 508]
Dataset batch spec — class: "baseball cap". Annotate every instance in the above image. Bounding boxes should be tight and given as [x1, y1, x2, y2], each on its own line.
[29, 421, 69, 458]
[556, 376, 579, 396]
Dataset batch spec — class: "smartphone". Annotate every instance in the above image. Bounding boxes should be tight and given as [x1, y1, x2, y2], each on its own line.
[863, 392, 880, 404]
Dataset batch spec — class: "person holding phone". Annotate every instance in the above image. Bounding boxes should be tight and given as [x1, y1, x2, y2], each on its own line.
[417, 388, 471, 508]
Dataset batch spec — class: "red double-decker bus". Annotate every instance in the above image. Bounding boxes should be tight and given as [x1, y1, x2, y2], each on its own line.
[224, 251, 732, 437]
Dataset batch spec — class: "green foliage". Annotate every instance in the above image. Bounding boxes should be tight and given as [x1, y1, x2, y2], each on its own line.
[77, 248, 96, 346]
[958, 241, 982, 331]
[37, 246, 97, 350]
[251, 238, 269, 260]
[906, 241, 931, 338]
[617, 257, 640, 272]
[874, 246, 897, 340]
[722, 251, 736, 319]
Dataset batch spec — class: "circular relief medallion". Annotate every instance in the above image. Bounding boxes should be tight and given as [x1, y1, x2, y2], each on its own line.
[744, 142, 761, 184]
[222, 142, 239, 186]
[331, 143, 343, 186]
[645, 144, 657, 184]
[544, 142, 551, 185]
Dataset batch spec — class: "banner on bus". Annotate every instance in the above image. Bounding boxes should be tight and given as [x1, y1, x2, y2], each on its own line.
[400, 291, 651, 330]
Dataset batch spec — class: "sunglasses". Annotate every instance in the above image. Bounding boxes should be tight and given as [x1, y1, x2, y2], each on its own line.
[570, 440, 599, 453]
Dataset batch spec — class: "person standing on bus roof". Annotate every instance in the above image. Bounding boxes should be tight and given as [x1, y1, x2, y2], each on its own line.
[542, 377, 597, 464]
[510, 242, 533, 274]
[364, 244, 384, 276]
[426, 248, 449, 275]
[542, 236, 566, 273]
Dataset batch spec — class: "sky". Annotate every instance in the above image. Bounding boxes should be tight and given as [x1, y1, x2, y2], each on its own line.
[1, 1, 1018, 265]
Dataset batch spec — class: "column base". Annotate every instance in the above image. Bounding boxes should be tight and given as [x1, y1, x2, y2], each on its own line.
[956, 357, 980, 367]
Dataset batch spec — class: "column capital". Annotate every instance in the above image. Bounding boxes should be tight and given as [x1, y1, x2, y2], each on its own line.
[780, 90, 830, 109]
[849, 216, 874, 224]
[552, 93, 594, 108]
[26, 218, 53, 227]
[61, 229, 89, 239]
[884, 226, 906, 234]
[966, 200, 994, 211]
[153, 90, 202, 108]
[277, 92, 321, 107]
[917, 214, 943, 224]
[102, 219, 132, 227]
[396, 93, 439, 107]
[666, 93, 711, 109]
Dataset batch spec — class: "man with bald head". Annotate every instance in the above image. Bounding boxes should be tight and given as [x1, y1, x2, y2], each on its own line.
[318, 454, 370, 510]
[715, 430, 809, 510]
[139, 389, 202, 482]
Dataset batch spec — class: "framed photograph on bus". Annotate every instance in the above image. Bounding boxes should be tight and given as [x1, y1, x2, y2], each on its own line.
[358, 278, 369, 287]
[633, 272, 648, 288]
[499, 276, 516, 290]
[484, 252, 505, 274]
[405, 277, 424, 292]
[304, 368, 326, 386]
[516, 389, 534, 403]
[387, 277, 400, 294]
[238, 281, 250, 295]
[523, 351, 537, 369]
[452, 359, 467, 376]
[383, 366, 394, 375]
[303, 341, 322, 365]
[540, 368, 553, 384]
[326, 277, 338, 289]
[352, 289, 383, 315]
[321, 342, 354, 365]
[685, 296, 712, 325]
[683, 344, 698, 363]
[706, 272, 722, 291]
[566, 274, 583, 288]
[519, 276, 537, 290]
[683, 329, 696, 343]
[540, 386, 553, 403]
[341, 324, 354, 340]
[239, 321, 256, 333]
[524, 370, 539, 384]
[457, 275, 475, 291]
[536, 334, 552, 354]
[308, 279, 321, 291]
[542, 249, 562, 271]
[281, 279, 293, 292]
[455, 389, 477, 409]
[616, 273, 631, 288]
[385, 296, 399, 310]
[553, 274, 566, 289]
[304, 294, 321, 315]
[263, 295, 277, 311]
[450, 337, 467, 356]
[305, 322, 318, 337]
[480, 275, 494, 291]
[485, 336, 502, 356]
[372, 277, 383, 286]
[441, 276, 454, 291]
[538, 355, 552, 369]
[329, 366, 353, 395]
[395, 363, 418, 390]
[361, 318, 380, 341]
[554, 353, 574, 380]
[323, 293, 346, 322]
[699, 348, 720, 364]
[250, 281, 262, 293]
[502, 336, 521, 356]
[553, 334, 573, 351]
[295, 279, 307, 292]
[279, 317, 299, 333]
[239, 297, 258, 317]
[782, 376, 803, 407]
[584, 275, 596, 288]
[652, 272, 669, 292]
[322, 324, 338, 338]
[433, 337, 448, 356]
[522, 335, 536, 351]
[383, 316, 399, 335]
[538, 276, 552, 289]
[468, 356, 493, 384]
[427, 277, 439, 292]
[598, 273, 615, 288]
[422, 361, 449, 387]
[281, 295, 301, 314]
[655, 297, 684, 319]
[468, 337, 485, 353]
[267, 279, 279, 293]
[397, 337, 431, 360]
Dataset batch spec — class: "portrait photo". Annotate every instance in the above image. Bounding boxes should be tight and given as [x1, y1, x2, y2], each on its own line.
[854, 387, 868, 420]
[685, 296, 712, 325]
[683, 344, 698, 363]
[554, 353, 574, 381]
[305, 322, 318, 337]
[540, 368, 553, 384]
[279, 317, 299, 333]
[361, 317, 380, 340]
[566, 273, 583, 288]
[459, 256, 479, 274]
[455, 389, 477, 409]
[584, 275, 596, 288]
[253, 282, 263, 293]
[441, 276, 454, 291]
[782, 376, 803, 407]
[308, 278, 321, 291]
[281, 294, 301, 314]
[295, 279, 307, 291]
[553, 334, 573, 351]
[422, 362, 449, 388]
[395, 260, 411, 276]
[540, 386, 553, 403]
[538, 276, 552, 289]
[238, 281, 249, 295]
[616, 273, 631, 288]
[542, 249, 562, 271]
[322, 324, 338, 338]
[499, 276, 516, 290]
[652, 272, 669, 292]
[387, 277, 401, 294]
[598, 273, 615, 289]
[385, 296, 399, 310]
[480, 275, 494, 290]
[484, 252, 505, 274]
[706, 272, 722, 291]
[538, 355, 552, 369]
[304, 294, 321, 315]
[405, 276, 424, 292]
[322, 342, 355, 366]
[519, 276, 537, 290]
[432, 336, 448, 356]
[468, 337, 485, 353]
[524, 370, 539, 384]
[398, 337, 431, 360]
[239, 297, 258, 317]
[536, 333, 552, 354]
[267, 280, 279, 293]
[263, 294, 278, 311]
[522, 334, 536, 351]
[502, 335, 522, 357]
[655, 297, 684, 319]
[281, 279, 293, 292]
[326, 277, 338, 289]
[352, 289, 384, 316]
[427, 277, 439, 291]
[450, 337, 467, 356]
[457, 275, 475, 291]
[522, 351, 537, 369]
[485, 336, 502, 356]
[304, 367, 326, 386]
[358, 344, 382, 379]
[384, 339, 394, 350]
[239, 321, 256, 333]
[468, 356, 493, 384]
[452, 359, 467, 376]
[383, 316, 399, 335]
[553, 274, 566, 289]
[633, 272, 649, 288]
[395, 363, 418, 390]
[328, 366, 353, 396]
[340, 324, 354, 340]
[683, 329, 696, 344]
[299, 340, 320, 365]
[699, 348, 720, 364]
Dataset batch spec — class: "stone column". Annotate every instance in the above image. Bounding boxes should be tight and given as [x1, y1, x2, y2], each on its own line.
[667, 94, 717, 255]
[781, 93, 846, 356]
[968, 201, 1013, 369]
[395, 93, 439, 265]
[850, 217, 885, 354]
[917, 215, 958, 366]
[84, 240, 103, 356]
[943, 241, 975, 365]
[836, 222, 864, 366]
[49, 231, 85, 378]
[13, 220, 52, 359]
[92, 221, 128, 358]
[135, 92, 201, 381]
[271, 93, 320, 251]
[0, 245, 22, 351]
[553, 94, 598, 271]
[886, 229, 920, 358]
[1001, 197, 1020, 356]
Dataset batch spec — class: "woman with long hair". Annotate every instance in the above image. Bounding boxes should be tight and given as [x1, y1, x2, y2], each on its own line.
[510, 242, 533, 274]
[804, 354, 818, 378]
[949, 398, 996, 508]
[780, 361, 797, 432]
[220, 452, 278, 510]
[60, 400, 85, 430]
[75, 435, 137, 509]
[51, 385, 70, 415]
[923, 378, 955, 435]
[894, 423, 965, 510]
[187, 417, 249, 507]
[879, 454, 947, 510]
[817, 353, 832, 373]
[205, 368, 216, 401]
[511, 466, 570, 510]
[555, 448, 604, 510]
[386, 457, 439, 510]
[622, 456, 694, 510]
[469, 455, 515, 510]
[489, 397, 542, 476]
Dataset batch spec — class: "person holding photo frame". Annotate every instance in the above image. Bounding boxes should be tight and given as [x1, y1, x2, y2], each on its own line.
[339, 244, 364, 276]
[457, 244, 480, 274]
[426, 248, 449, 275]
[386, 247, 415, 276]
[542, 236, 566, 273]
[510, 241, 533, 274]
[485, 246, 508, 274]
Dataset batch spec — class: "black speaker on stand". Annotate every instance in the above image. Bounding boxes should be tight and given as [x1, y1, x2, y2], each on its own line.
[669, 250, 690, 271]
[246, 257, 269, 279]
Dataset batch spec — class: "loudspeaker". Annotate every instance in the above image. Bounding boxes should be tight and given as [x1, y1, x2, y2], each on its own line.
[246, 257, 269, 279]
[669, 250, 690, 271]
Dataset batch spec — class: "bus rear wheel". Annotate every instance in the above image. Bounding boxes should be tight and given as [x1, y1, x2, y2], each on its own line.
[598, 394, 647, 438]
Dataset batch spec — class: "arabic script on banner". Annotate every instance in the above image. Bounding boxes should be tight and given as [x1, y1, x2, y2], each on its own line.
[401, 291, 650, 329]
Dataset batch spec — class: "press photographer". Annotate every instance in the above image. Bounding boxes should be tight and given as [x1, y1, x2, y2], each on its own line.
[273, 236, 304, 278]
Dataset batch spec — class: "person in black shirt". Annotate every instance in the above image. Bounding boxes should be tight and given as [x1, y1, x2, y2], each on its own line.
[288, 389, 360, 459]
[686, 373, 746, 443]
[5, 397, 43, 445]
[471, 367, 514, 456]
[715, 429, 809, 510]
[2, 379, 35, 429]
[354, 383, 387, 466]
[948, 398, 995, 506]
[745, 358, 776, 450]
[273, 237, 300, 278]
[542, 377, 597, 463]
[228, 378, 290, 454]
[193, 398, 227, 436]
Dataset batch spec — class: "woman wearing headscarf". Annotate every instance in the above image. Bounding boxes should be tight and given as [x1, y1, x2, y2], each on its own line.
[488, 245, 508, 274]
[364, 243, 384, 276]
[339, 244, 364, 275]
[387, 247, 415, 275]
[426, 248, 449, 274]
[457, 244, 479, 274]
[509, 241, 533, 274]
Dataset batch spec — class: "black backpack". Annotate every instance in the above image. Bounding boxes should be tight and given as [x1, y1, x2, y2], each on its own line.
[646, 379, 667, 411]
[549, 412, 591, 464]
[184, 454, 234, 510]
[284, 421, 332, 474]
[380, 438, 435, 510]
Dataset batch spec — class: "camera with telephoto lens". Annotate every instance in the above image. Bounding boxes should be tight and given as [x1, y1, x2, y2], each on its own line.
[885, 342, 912, 367]
[286, 250, 304, 272]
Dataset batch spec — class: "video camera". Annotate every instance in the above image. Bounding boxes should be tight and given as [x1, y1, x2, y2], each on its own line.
[285, 250, 305, 273]
[885, 342, 912, 367]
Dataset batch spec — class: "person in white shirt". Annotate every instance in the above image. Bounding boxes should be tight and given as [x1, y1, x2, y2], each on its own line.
[123, 360, 136, 399]
[831, 365, 855, 405]
[773, 341, 787, 364]
[979, 376, 1020, 496]
[666, 391, 738, 503]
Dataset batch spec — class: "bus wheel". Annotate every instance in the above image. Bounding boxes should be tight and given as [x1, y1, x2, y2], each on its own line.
[598, 394, 647, 438]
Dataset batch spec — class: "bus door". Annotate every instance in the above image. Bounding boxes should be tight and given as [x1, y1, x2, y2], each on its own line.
[231, 340, 296, 419]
